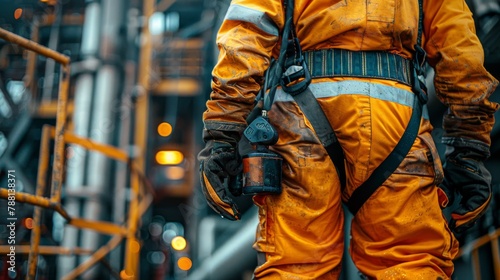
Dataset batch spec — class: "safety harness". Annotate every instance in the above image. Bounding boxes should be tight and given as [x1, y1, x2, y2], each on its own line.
[261, 0, 428, 215]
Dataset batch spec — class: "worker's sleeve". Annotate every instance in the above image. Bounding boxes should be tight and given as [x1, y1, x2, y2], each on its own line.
[423, 0, 499, 155]
[202, 1, 284, 135]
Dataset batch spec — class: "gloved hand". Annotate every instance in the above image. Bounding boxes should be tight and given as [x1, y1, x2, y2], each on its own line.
[441, 147, 492, 233]
[199, 134, 243, 220]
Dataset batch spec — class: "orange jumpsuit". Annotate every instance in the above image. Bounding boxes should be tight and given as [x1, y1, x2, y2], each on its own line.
[202, 0, 499, 279]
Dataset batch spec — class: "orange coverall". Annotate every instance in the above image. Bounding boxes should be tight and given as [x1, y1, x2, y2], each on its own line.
[202, 0, 499, 279]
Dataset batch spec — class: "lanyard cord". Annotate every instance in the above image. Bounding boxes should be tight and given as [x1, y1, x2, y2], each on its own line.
[263, 0, 295, 112]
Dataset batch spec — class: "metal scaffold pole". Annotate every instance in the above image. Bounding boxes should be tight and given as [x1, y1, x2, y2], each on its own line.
[121, 0, 155, 278]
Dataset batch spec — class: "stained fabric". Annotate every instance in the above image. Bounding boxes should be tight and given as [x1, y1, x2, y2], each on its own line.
[250, 79, 459, 279]
[201, 0, 499, 279]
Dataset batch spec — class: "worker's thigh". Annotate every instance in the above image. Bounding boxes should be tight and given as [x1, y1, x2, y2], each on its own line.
[337, 95, 459, 279]
[252, 100, 344, 280]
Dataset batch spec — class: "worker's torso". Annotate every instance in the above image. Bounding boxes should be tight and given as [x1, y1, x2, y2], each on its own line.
[280, 0, 420, 59]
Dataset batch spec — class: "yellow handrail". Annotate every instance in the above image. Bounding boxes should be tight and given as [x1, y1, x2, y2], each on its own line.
[0, 26, 154, 280]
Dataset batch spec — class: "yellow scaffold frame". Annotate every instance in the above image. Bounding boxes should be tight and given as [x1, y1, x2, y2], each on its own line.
[0, 13, 153, 280]
[456, 227, 500, 280]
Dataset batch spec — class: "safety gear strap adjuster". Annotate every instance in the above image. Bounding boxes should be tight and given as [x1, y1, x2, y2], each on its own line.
[280, 34, 312, 96]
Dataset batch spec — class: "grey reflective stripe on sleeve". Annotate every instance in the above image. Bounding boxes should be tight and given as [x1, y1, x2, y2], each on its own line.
[274, 80, 429, 119]
[225, 4, 279, 36]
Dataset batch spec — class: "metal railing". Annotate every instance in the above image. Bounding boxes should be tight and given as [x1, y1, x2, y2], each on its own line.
[455, 227, 500, 280]
[0, 26, 153, 280]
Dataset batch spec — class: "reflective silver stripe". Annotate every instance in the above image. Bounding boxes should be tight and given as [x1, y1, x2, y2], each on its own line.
[273, 80, 429, 119]
[225, 4, 279, 36]
[274, 81, 412, 105]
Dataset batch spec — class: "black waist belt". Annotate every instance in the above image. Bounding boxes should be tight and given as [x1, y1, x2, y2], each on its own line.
[303, 49, 413, 86]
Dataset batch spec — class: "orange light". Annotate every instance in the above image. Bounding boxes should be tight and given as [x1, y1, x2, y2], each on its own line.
[155, 150, 184, 165]
[171, 236, 187, 251]
[14, 8, 23, 20]
[177, 257, 192, 271]
[157, 122, 173, 137]
[24, 218, 33, 229]
[40, 0, 57, 5]
[165, 166, 185, 180]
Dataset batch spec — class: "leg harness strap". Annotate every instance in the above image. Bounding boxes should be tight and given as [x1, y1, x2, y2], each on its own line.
[282, 49, 426, 216]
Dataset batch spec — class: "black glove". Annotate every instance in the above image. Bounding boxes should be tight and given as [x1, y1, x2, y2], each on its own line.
[199, 136, 243, 220]
[441, 148, 492, 233]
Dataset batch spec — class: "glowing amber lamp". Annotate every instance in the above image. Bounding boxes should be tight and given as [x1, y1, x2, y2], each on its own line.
[177, 257, 192, 271]
[157, 122, 173, 137]
[155, 150, 183, 165]
[14, 9, 23, 20]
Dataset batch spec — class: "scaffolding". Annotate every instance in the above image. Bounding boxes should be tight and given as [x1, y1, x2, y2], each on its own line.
[0, 15, 153, 280]
[1, 0, 499, 279]
[455, 227, 500, 280]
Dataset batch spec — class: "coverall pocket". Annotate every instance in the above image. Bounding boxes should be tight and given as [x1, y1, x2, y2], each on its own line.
[367, 0, 395, 22]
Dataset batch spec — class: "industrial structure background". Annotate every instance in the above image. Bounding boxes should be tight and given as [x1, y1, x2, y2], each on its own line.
[0, 0, 498, 279]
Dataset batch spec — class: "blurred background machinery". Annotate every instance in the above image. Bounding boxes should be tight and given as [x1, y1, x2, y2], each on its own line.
[0, 0, 498, 279]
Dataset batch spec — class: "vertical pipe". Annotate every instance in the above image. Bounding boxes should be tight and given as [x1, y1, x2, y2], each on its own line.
[111, 4, 138, 268]
[80, 2, 101, 57]
[27, 125, 51, 280]
[58, 1, 101, 277]
[134, 0, 154, 171]
[123, 170, 141, 279]
[187, 212, 259, 280]
[81, 0, 125, 278]
[123, 0, 154, 277]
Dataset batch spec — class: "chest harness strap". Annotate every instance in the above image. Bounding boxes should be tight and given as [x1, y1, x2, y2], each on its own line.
[277, 0, 428, 215]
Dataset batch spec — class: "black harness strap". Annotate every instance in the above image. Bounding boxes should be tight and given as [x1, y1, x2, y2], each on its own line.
[346, 91, 424, 214]
[278, 0, 427, 215]
[278, 0, 347, 187]
[291, 87, 347, 188]
[346, 0, 427, 215]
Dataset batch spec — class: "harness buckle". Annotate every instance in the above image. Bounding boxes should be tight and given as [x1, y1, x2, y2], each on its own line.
[280, 38, 312, 96]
